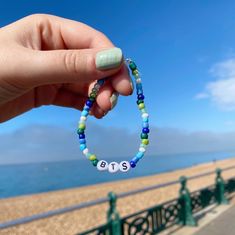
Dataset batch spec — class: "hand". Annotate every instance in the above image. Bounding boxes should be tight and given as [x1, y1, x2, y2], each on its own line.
[0, 14, 132, 123]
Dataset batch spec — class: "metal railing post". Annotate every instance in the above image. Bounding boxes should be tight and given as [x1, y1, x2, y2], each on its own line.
[107, 192, 122, 235]
[178, 176, 197, 226]
[215, 168, 229, 205]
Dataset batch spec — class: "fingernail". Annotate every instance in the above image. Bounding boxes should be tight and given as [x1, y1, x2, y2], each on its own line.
[96, 47, 123, 70]
[110, 92, 119, 109]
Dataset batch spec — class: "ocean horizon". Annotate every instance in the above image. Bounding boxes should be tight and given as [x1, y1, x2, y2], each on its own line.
[0, 151, 235, 199]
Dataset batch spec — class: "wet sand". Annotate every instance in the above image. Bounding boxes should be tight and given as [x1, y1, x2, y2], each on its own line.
[0, 157, 235, 235]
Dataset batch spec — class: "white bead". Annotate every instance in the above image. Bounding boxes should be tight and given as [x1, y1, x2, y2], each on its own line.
[119, 161, 130, 172]
[136, 78, 142, 84]
[139, 147, 146, 153]
[97, 160, 109, 171]
[80, 116, 87, 121]
[83, 148, 89, 155]
[142, 113, 149, 118]
[108, 162, 119, 173]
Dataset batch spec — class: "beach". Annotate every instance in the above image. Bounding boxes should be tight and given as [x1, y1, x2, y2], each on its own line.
[0, 157, 235, 235]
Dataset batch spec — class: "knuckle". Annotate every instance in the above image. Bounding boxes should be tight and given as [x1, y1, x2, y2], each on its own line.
[63, 51, 80, 75]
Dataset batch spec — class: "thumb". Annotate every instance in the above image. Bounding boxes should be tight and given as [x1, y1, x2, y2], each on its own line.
[28, 47, 123, 86]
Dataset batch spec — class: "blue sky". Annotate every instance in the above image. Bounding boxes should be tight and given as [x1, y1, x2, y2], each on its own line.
[1, 1, 235, 164]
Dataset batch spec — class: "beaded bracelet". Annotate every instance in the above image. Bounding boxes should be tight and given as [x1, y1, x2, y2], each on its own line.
[77, 59, 149, 173]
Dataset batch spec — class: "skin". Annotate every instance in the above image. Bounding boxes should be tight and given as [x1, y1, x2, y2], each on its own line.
[0, 14, 132, 123]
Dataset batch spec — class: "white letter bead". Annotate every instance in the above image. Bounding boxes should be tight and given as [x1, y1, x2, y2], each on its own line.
[97, 160, 109, 171]
[108, 162, 119, 173]
[119, 161, 130, 172]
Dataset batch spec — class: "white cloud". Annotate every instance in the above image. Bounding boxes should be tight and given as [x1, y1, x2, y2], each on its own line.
[196, 59, 235, 110]
[1, 123, 235, 165]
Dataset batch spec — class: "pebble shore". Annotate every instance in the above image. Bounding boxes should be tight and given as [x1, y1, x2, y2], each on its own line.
[0, 157, 235, 235]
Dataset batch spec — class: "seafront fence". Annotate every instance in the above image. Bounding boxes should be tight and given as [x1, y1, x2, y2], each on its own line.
[0, 166, 235, 234]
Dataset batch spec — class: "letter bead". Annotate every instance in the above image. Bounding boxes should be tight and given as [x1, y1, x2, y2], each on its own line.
[119, 161, 130, 172]
[97, 160, 109, 171]
[108, 162, 119, 173]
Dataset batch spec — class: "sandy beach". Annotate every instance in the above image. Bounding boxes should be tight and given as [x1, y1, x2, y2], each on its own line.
[0, 157, 235, 235]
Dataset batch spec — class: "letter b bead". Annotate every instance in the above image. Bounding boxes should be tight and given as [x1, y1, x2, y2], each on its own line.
[119, 161, 130, 172]
[97, 160, 108, 171]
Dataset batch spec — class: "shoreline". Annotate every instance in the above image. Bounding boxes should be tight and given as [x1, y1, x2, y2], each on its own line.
[1, 154, 235, 200]
[0, 157, 235, 234]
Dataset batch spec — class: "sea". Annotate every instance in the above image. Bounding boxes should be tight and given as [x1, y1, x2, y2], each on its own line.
[0, 151, 235, 199]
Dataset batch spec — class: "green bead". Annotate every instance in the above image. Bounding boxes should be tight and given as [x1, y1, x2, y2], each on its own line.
[92, 88, 98, 93]
[79, 123, 86, 130]
[142, 139, 149, 145]
[137, 100, 144, 105]
[89, 96, 95, 101]
[77, 129, 84, 134]
[138, 103, 145, 110]
[90, 92, 97, 99]
[92, 158, 99, 166]
[132, 69, 138, 76]
[129, 61, 137, 70]
[141, 133, 148, 139]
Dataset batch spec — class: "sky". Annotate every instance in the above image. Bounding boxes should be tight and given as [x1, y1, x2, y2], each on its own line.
[1, 0, 235, 164]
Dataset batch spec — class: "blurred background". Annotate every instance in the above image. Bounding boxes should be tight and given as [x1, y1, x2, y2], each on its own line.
[1, 0, 235, 198]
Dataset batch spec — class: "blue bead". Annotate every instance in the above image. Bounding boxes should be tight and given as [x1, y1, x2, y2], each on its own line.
[98, 79, 105, 85]
[136, 84, 142, 90]
[136, 152, 144, 159]
[84, 105, 90, 111]
[142, 128, 150, 134]
[81, 110, 89, 117]
[79, 139, 86, 144]
[79, 133, 85, 139]
[130, 160, 136, 168]
[143, 117, 149, 122]
[133, 156, 140, 163]
[137, 89, 143, 95]
[138, 94, 145, 100]
[143, 122, 149, 128]
[86, 100, 93, 107]
[80, 144, 86, 151]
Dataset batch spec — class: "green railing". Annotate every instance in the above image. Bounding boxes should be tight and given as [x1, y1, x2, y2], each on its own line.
[80, 168, 235, 235]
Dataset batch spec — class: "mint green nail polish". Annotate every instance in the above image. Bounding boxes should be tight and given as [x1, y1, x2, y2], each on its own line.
[96, 48, 123, 70]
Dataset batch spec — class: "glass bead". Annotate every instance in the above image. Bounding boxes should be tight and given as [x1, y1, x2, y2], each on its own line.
[83, 148, 89, 155]
[80, 116, 87, 122]
[79, 139, 86, 144]
[94, 84, 101, 90]
[136, 78, 141, 84]
[130, 160, 136, 168]
[136, 152, 144, 159]
[80, 144, 86, 151]
[142, 128, 150, 133]
[81, 110, 89, 117]
[98, 79, 105, 86]
[89, 154, 97, 161]
[90, 92, 97, 99]
[89, 96, 95, 102]
[142, 139, 149, 145]
[141, 133, 148, 139]
[142, 113, 149, 119]
[129, 61, 137, 70]
[92, 159, 99, 166]
[139, 147, 146, 153]
[138, 103, 145, 110]
[143, 122, 149, 128]
[84, 105, 90, 111]
[92, 88, 98, 93]
[140, 143, 147, 148]
[79, 123, 86, 130]
[132, 69, 138, 76]
[79, 133, 85, 139]
[77, 129, 84, 135]
[138, 94, 145, 100]
[86, 100, 93, 107]
[137, 100, 144, 105]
